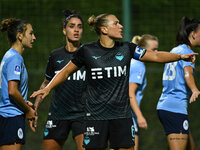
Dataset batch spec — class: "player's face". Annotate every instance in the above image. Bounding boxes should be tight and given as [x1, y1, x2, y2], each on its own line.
[145, 40, 159, 51]
[63, 17, 83, 42]
[104, 15, 123, 39]
[21, 24, 36, 49]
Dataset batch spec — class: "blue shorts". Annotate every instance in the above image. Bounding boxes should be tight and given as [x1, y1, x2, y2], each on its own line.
[0, 115, 26, 146]
[83, 118, 135, 149]
[157, 110, 189, 135]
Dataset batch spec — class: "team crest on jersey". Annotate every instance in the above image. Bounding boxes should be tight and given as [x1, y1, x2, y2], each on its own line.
[14, 65, 21, 75]
[115, 52, 124, 61]
[17, 128, 23, 139]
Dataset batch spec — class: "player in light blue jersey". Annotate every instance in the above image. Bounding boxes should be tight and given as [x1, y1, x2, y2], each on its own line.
[0, 18, 36, 150]
[129, 34, 159, 150]
[157, 16, 200, 150]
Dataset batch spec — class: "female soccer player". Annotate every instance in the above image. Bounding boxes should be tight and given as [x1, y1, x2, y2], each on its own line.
[129, 34, 159, 150]
[157, 16, 200, 150]
[31, 14, 197, 150]
[34, 10, 86, 150]
[0, 18, 36, 150]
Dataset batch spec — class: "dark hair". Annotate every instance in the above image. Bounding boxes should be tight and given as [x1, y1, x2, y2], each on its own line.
[88, 14, 111, 35]
[176, 16, 200, 46]
[1, 18, 28, 44]
[63, 9, 83, 28]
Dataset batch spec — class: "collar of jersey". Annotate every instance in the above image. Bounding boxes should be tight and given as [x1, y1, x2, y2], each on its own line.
[97, 39, 117, 51]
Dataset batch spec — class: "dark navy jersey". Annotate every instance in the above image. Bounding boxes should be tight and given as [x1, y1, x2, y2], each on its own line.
[45, 46, 87, 120]
[71, 40, 146, 120]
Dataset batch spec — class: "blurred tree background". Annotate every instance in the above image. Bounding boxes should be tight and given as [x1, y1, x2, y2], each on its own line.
[0, 0, 200, 149]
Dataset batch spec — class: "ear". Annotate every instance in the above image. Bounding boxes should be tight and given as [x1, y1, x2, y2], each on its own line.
[63, 28, 66, 35]
[191, 31, 196, 40]
[101, 26, 108, 35]
[17, 32, 23, 41]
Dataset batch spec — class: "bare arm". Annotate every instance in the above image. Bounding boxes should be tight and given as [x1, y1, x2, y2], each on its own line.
[140, 50, 197, 63]
[129, 82, 147, 129]
[34, 78, 50, 110]
[183, 66, 200, 103]
[8, 80, 36, 132]
[30, 61, 79, 99]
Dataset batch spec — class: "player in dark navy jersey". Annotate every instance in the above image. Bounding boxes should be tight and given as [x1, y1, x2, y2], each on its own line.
[33, 10, 86, 150]
[0, 18, 36, 150]
[31, 14, 197, 150]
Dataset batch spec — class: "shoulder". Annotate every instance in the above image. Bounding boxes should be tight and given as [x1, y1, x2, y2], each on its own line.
[50, 46, 66, 56]
[171, 44, 194, 54]
[130, 59, 145, 70]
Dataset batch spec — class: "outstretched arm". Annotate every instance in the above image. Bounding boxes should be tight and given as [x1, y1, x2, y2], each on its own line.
[129, 82, 147, 129]
[184, 66, 200, 103]
[140, 50, 197, 63]
[30, 61, 79, 99]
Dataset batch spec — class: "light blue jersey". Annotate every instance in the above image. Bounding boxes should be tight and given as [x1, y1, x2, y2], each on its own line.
[0, 48, 28, 117]
[129, 59, 147, 127]
[157, 44, 194, 115]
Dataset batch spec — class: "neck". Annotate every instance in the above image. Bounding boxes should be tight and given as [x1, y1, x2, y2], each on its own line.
[65, 40, 80, 52]
[11, 41, 24, 55]
[100, 35, 115, 48]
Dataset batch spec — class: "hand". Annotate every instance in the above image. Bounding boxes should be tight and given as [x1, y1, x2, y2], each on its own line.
[189, 90, 200, 103]
[26, 107, 36, 132]
[30, 88, 50, 99]
[33, 96, 43, 129]
[180, 53, 198, 64]
[137, 115, 148, 129]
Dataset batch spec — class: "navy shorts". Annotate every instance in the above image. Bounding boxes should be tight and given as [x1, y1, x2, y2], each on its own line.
[83, 118, 135, 149]
[0, 115, 26, 146]
[43, 118, 84, 140]
[157, 110, 189, 135]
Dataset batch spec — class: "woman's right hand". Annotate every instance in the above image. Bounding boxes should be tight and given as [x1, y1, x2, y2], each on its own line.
[30, 88, 50, 99]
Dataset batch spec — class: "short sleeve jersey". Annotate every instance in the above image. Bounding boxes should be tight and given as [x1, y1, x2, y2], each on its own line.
[157, 44, 195, 115]
[0, 48, 28, 117]
[45, 46, 87, 120]
[129, 59, 147, 106]
[72, 40, 146, 120]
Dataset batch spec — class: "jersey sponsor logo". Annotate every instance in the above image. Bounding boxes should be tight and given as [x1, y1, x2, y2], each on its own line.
[14, 65, 21, 75]
[91, 66, 127, 79]
[55, 70, 86, 81]
[183, 120, 189, 130]
[17, 128, 23, 139]
[56, 60, 64, 64]
[92, 56, 101, 60]
[115, 52, 124, 61]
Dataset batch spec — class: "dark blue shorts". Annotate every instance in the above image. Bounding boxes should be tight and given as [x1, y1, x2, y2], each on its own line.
[43, 117, 84, 140]
[157, 110, 189, 135]
[131, 114, 139, 135]
[83, 118, 135, 149]
[0, 115, 26, 146]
